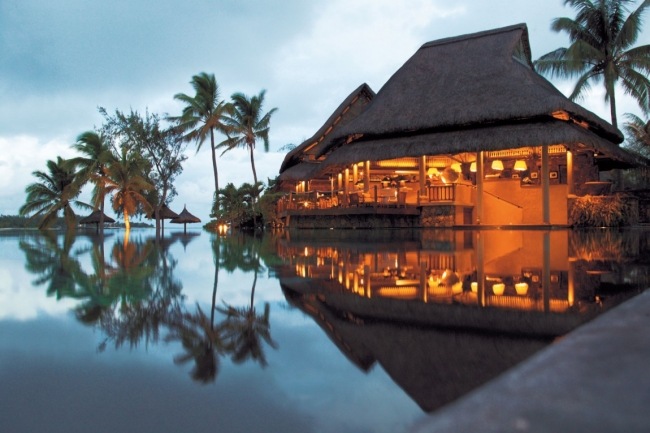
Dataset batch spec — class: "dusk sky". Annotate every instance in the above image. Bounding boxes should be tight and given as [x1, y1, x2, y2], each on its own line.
[1, 0, 648, 221]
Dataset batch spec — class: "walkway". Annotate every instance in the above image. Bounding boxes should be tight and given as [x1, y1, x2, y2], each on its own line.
[411, 289, 650, 433]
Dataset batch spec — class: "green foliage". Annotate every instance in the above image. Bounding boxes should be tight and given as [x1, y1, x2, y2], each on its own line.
[19, 156, 90, 231]
[570, 194, 629, 226]
[219, 90, 278, 185]
[534, 0, 650, 127]
[99, 107, 188, 209]
[170, 72, 232, 207]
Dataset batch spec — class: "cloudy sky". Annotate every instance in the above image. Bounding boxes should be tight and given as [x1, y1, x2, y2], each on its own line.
[1, 0, 648, 221]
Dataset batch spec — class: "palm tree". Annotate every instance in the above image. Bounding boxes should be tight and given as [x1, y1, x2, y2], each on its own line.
[68, 131, 115, 230]
[241, 181, 265, 229]
[105, 149, 153, 237]
[171, 72, 231, 209]
[623, 113, 650, 155]
[19, 157, 89, 231]
[216, 182, 247, 225]
[220, 90, 278, 185]
[534, 0, 650, 128]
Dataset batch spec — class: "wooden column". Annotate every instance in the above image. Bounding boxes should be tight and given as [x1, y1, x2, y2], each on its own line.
[364, 161, 370, 193]
[567, 149, 574, 195]
[542, 145, 550, 224]
[542, 231, 551, 312]
[419, 155, 426, 196]
[476, 151, 484, 224]
[477, 231, 486, 307]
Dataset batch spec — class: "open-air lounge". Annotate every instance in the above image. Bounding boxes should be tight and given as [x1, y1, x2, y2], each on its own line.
[277, 23, 644, 229]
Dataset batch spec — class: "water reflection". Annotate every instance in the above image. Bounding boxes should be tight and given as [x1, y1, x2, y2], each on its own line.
[17, 230, 279, 384]
[274, 228, 648, 412]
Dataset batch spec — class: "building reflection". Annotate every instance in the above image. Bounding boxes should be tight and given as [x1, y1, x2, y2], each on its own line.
[275, 229, 647, 412]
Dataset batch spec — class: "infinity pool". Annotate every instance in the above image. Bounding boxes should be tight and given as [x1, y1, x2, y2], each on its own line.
[1, 228, 647, 432]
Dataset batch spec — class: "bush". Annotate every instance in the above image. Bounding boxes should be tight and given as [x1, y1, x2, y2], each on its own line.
[570, 194, 628, 227]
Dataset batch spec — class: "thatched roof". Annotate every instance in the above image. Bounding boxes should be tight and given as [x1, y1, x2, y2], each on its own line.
[79, 210, 115, 224]
[278, 83, 375, 177]
[171, 206, 201, 224]
[318, 118, 640, 172]
[147, 204, 179, 220]
[312, 23, 633, 172]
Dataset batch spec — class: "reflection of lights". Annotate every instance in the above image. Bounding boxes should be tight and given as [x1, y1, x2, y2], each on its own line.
[492, 283, 505, 295]
[515, 282, 529, 295]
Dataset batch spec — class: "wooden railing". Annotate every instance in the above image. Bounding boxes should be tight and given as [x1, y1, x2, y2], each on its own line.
[427, 184, 455, 202]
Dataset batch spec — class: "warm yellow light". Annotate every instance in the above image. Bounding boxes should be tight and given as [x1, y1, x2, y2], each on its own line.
[452, 281, 463, 294]
[470, 162, 477, 173]
[515, 282, 529, 295]
[471, 282, 478, 293]
[427, 167, 439, 177]
[513, 160, 528, 171]
[491, 160, 504, 171]
[450, 162, 462, 173]
[492, 283, 505, 295]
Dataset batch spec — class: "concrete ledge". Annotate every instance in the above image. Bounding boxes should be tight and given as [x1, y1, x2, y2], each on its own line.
[411, 290, 650, 433]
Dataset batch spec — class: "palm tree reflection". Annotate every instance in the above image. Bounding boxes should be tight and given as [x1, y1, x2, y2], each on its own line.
[165, 304, 223, 383]
[18, 230, 281, 384]
[217, 234, 278, 367]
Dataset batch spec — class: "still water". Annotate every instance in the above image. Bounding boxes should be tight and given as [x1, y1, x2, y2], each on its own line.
[1, 227, 648, 433]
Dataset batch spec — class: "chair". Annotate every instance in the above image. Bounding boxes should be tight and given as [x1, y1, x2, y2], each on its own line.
[349, 193, 361, 207]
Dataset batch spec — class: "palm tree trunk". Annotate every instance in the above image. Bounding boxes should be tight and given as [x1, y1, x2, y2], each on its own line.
[606, 73, 618, 129]
[249, 145, 258, 185]
[210, 129, 220, 210]
[124, 208, 131, 247]
[249, 146, 259, 229]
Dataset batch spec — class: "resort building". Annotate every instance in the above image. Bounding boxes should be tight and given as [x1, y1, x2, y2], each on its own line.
[277, 23, 642, 228]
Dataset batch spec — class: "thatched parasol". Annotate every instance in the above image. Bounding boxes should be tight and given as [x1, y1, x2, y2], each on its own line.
[170, 205, 201, 234]
[79, 210, 115, 232]
[147, 204, 179, 233]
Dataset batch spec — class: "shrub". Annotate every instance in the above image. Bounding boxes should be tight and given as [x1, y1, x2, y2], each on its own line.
[570, 194, 627, 227]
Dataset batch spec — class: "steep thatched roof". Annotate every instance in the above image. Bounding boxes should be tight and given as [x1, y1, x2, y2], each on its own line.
[147, 204, 179, 220]
[278, 83, 375, 176]
[313, 23, 633, 172]
[170, 205, 201, 224]
[79, 210, 115, 224]
[319, 118, 639, 171]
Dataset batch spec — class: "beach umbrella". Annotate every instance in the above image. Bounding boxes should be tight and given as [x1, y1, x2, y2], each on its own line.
[79, 210, 115, 233]
[148, 204, 179, 232]
[170, 205, 201, 234]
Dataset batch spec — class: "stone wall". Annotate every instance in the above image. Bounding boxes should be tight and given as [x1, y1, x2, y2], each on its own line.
[288, 213, 420, 229]
[420, 206, 455, 227]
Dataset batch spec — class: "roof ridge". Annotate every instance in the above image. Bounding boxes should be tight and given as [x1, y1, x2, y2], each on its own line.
[420, 22, 528, 50]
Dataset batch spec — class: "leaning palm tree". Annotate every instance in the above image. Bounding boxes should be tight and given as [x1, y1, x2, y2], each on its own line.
[171, 73, 231, 208]
[68, 131, 115, 230]
[534, 0, 650, 128]
[220, 90, 278, 185]
[104, 149, 153, 237]
[19, 157, 89, 231]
